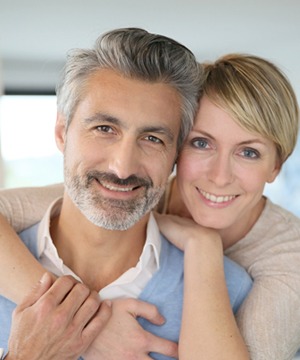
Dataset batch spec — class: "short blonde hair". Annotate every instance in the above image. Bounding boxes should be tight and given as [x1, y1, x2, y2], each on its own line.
[202, 54, 299, 164]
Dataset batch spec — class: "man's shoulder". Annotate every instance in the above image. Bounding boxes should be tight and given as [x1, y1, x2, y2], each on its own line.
[159, 234, 183, 260]
[224, 255, 252, 312]
[18, 222, 40, 258]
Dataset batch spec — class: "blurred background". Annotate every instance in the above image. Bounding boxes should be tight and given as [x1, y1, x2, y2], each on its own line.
[0, 0, 299, 216]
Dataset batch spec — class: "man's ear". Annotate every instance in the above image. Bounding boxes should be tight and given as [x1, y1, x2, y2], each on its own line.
[55, 113, 67, 153]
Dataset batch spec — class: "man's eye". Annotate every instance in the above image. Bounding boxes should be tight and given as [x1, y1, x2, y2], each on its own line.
[241, 148, 260, 159]
[145, 135, 163, 144]
[96, 125, 113, 133]
[191, 138, 209, 149]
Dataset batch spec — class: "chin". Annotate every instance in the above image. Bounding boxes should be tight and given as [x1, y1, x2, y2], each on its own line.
[194, 216, 226, 230]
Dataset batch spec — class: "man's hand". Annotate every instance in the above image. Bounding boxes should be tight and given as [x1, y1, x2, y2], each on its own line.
[6, 273, 111, 360]
[84, 298, 178, 359]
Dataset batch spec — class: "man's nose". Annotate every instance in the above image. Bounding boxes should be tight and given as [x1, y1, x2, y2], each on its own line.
[107, 139, 141, 179]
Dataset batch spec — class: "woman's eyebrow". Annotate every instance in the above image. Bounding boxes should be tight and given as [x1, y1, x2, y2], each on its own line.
[191, 129, 268, 147]
[238, 139, 269, 147]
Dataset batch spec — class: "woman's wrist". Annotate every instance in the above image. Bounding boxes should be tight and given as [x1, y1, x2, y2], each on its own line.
[184, 229, 223, 253]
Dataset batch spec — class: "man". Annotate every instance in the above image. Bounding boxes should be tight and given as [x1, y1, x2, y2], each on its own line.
[0, 28, 252, 360]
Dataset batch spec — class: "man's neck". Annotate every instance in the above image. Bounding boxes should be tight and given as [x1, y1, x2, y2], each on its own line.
[50, 195, 149, 292]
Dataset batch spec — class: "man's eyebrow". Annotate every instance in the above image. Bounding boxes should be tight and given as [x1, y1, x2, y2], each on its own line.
[84, 113, 175, 142]
[84, 113, 121, 126]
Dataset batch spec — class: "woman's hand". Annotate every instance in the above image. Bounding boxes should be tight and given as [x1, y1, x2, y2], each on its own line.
[155, 213, 222, 252]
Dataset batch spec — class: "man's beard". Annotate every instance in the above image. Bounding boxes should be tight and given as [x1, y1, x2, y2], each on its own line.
[64, 168, 165, 230]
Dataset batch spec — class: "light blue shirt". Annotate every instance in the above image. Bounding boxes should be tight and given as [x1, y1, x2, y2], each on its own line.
[0, 222, 252, 359]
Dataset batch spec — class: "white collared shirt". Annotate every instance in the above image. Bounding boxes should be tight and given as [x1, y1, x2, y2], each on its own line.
[37, 198, 161, 299]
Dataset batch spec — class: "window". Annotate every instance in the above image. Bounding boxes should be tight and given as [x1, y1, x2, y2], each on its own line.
[264, 139, 300, 217]
[0, 95, 63, 188]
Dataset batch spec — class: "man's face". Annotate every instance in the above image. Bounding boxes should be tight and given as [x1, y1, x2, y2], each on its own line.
[56, 69, 182, 230]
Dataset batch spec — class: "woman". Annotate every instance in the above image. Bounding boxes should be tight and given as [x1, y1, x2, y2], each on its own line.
[0, 53, 299, 359]
[156, 53, 300, 359]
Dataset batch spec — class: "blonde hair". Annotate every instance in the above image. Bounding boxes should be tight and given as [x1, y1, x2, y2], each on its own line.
[202, 54, 299, 163]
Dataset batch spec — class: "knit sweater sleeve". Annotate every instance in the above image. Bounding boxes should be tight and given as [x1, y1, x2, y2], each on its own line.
[225, 199, 300, 360]
[0, 183, 63, 232]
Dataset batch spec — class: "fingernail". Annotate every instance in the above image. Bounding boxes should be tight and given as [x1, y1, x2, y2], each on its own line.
[40, 272, 48, 284]
[104, 300, 112, 307]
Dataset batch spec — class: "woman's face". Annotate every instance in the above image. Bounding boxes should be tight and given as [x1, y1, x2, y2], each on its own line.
[177, 96, 280, 235]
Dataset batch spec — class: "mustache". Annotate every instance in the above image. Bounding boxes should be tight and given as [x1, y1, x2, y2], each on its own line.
[87, 170, 153, 188]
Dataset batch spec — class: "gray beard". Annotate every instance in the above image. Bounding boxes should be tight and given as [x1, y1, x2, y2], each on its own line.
[64, 169, 165, 231]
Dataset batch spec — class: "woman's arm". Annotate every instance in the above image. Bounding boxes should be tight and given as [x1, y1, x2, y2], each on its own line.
[156, 214, 249, 360]
[0, 184, 64, 232]
[0, 184, 63, 303]
[0, 213, 46, 302]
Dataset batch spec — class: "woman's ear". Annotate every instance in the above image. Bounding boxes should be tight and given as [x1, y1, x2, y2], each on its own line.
[55, 113, 66, 153]
[267, 159, 281, 183]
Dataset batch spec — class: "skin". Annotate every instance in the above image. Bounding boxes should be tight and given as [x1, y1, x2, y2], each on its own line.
[83, 298, 178, 359]
[176, 95, 280, 248]
[52, 68, 181, 292]
[154, 94, 282, 358]
[0, 88, 254, 359]
[5, 68, 182, 359]
[6, 274, 112, 360]
[155, 214, 249, 359]
[6, 273, 177, 360]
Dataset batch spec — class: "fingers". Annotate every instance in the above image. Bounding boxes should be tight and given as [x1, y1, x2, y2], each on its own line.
[114, 298, 165, 326]
[18, 272, 53, 310]
[120, 299, 178, 358]
[43, 275, 79, 306]
[81, 300, 112, 343]
[147, 333, 178, 359]
[60, 282, 92, 323]
[71, 289, 101, 328]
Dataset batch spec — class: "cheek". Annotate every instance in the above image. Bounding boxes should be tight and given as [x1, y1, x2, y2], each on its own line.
[155, 158, 176, 186]
[177, 154, 200, 203]
[237, 166, 271, 195]
[65, 137, 105, 171]
[177, 152, 204, 184]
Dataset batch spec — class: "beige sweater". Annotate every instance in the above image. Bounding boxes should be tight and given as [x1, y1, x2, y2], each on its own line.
[225, 198, 300, 360]
[1, 184, 300, 359]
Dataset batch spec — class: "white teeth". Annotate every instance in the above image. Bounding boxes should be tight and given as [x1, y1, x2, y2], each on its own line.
[102, 183, 134, 192]
[200, 190, 236, 203]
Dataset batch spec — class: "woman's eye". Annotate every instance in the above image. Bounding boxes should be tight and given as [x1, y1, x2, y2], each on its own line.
[191, 138, 209, 149]
[241, 148, 260, 159]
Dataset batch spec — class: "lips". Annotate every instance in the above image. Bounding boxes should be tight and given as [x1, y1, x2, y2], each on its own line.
[101, 181, 137, 192]
[87, 170, 152, 193]
[198, 188, 237, 203]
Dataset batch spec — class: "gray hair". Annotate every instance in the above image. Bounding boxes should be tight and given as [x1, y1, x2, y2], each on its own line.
[56, 27, 202, 150]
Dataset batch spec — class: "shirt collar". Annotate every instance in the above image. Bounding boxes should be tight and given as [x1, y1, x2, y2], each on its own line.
[37, 199, 161, 270]
[37, 197, 62, 258]
[143, 212, 161, 269]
